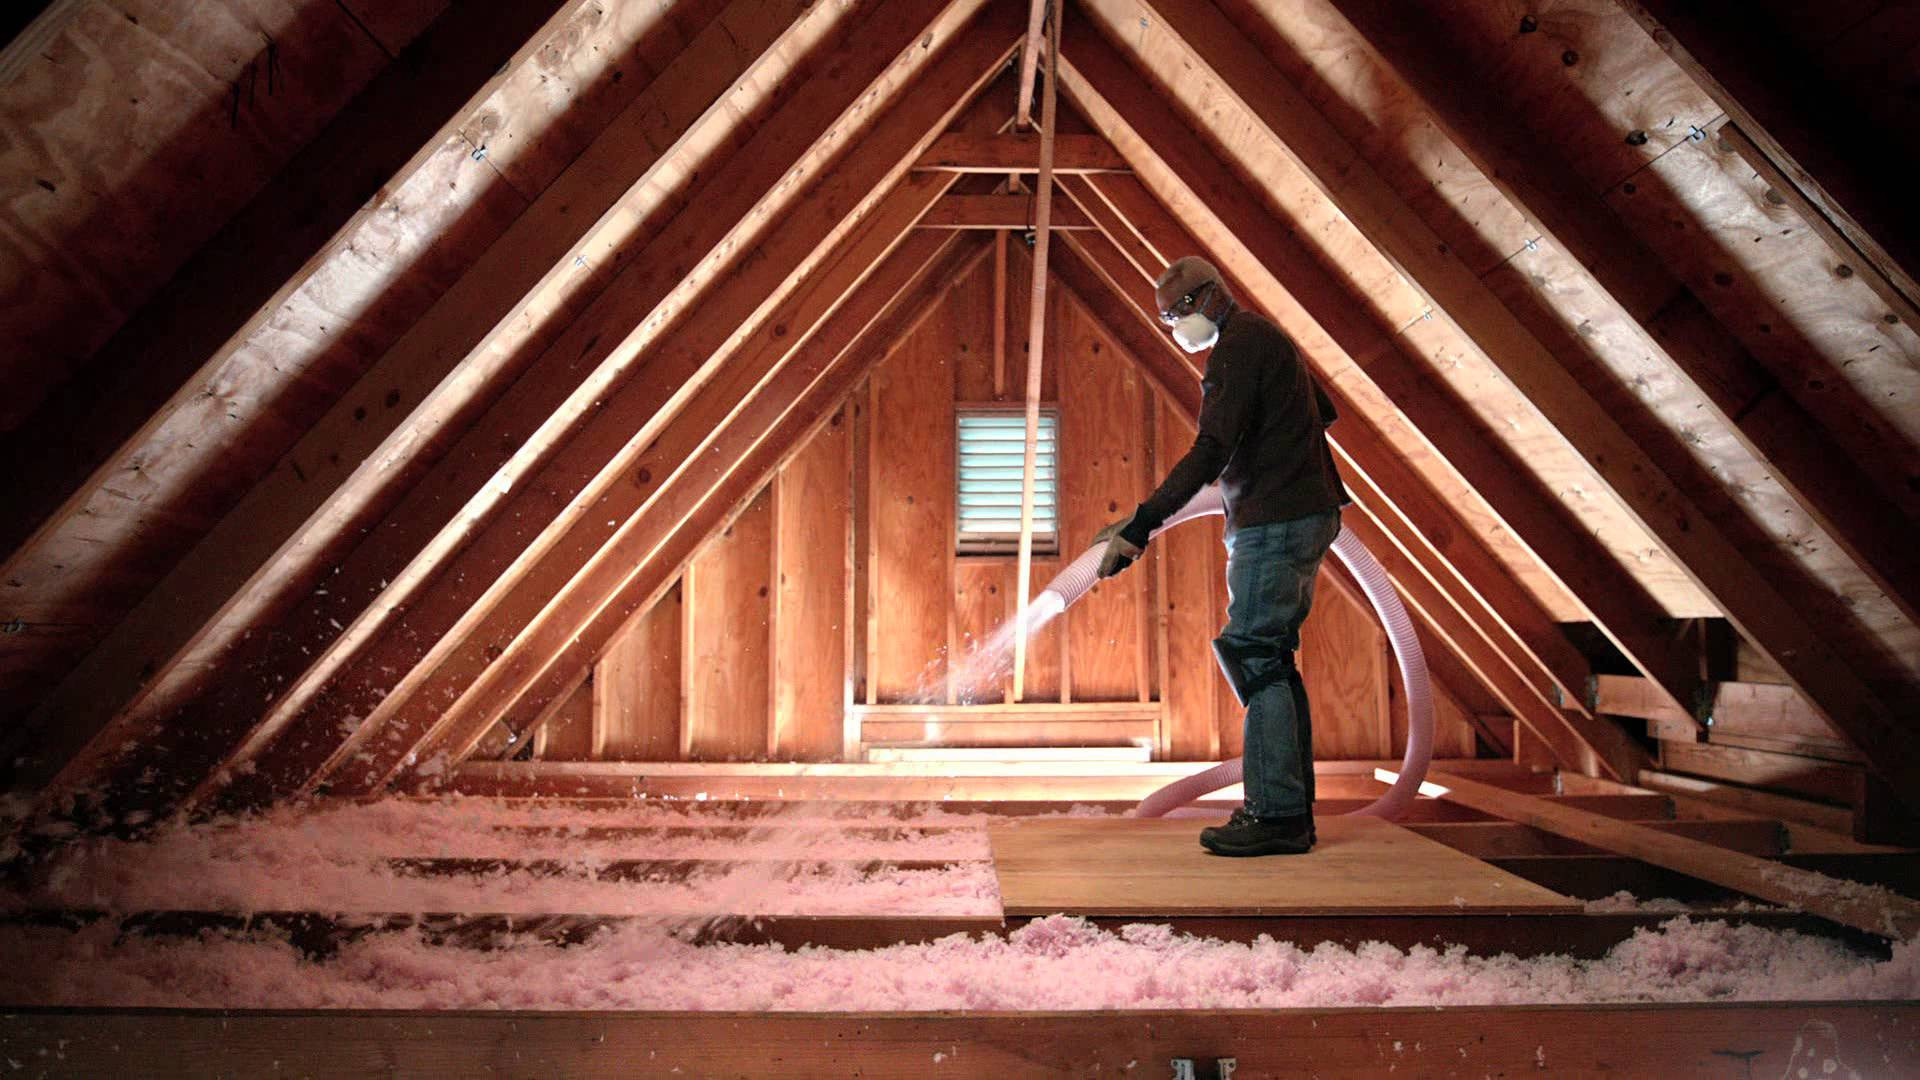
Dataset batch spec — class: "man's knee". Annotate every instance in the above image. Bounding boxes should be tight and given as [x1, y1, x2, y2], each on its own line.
[1211, 637, 1298, 707]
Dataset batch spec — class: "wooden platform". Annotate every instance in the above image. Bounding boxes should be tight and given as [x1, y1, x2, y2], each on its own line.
[988, 816, 1581, 917]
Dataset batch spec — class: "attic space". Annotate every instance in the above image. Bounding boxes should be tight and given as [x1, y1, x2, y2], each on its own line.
[1, 0, 1917, 1074]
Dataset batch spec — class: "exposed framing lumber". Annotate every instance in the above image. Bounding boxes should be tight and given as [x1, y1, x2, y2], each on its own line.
[1395, 769, 1920, 939]
[1052, 233, 1624, 774]
[1046, 164, 1635, 776]
[405, 237, 999, 784]
[152, 6, 1018, 816]
[1340, 511, 1616, 780]
[3, 0, 752, 735]
[1012, 3, 1062, 703]
[1612, 0, 1920, 316]
[1015, 0, 1048, 128]
[919, 194, 1094, 230]
[22, 0, 870, 812]
[1053, 33, 1700, 717]
[1327, 0, 1920, 631]
[1593, 674, 1838, 742]
[264, 216, 979, 803]
[914, 132, 1127, 173]
[343, 66, 1021, 795]
[10, 1005, 1917, 1076]
[1066, 1, 1913, 798]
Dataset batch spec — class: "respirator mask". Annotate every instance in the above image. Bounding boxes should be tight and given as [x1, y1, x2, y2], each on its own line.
[1170, 312, 1218, 353]
[1161, 281, 1220, 353]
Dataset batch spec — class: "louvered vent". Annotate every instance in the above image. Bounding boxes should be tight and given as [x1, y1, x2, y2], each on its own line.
[955, 409, 1059, 555]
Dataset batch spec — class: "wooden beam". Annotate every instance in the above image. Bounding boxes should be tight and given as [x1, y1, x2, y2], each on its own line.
[123, 7, 1010, 817]
[403, 238, 999, 783]
[0, 0, 560, 679]
[345, 56, 1020, 794]
[1012, 4, 1062, 704]
[11, 1006, 1917, 1076]
[1048, 170, 1637, 776]
[1015, 0, 1048, 128]
[249, 220, 983, 803]
[19, 0, 867, 813]
[1053, 234, 1623, 775]
[1395, 769, 1920, 939]
[1069, 1, 1912, 797]
[915, 132, 1128, 173]
[1613, 0, 1920, 316]
[1593, 674, 1842, 744]
[919, 193, 1094, 230]
[1055, 40, 1703, 726]
[1340, 510, 1616, 779]
[1328, 0, 1920, 632]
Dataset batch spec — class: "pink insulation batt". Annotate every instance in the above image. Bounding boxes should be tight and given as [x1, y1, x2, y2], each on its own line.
[2, 797, 1916, 1011]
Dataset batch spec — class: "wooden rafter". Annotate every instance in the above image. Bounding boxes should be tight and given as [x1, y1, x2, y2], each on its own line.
[1059, 175, 1611, 728]
[21, 0, 876, 814]
[34, 0, 1008, 824]
[1612, 0, 1920, 316]
[1054, 56, 1701, 718]
[411, 236, 999, 782]
[1327, 0, 1920, 633]
[1399, 769, 1920, 939]
[1053, 224, 1631, 777]
[1043, 95, 1639, 777]
[1079, 0, 1911, 795]
[367, 212, 979, 787]
[9, 0, 785, 767]
[197, 24, 1025, 805]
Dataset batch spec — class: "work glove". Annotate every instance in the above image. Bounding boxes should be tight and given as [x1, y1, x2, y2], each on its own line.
[1092, 517, 1145, 579]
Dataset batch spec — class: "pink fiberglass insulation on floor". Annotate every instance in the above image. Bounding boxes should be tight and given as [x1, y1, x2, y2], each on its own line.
[2, 915, 1916, 1011]
[2, 798, 1000, 917]
[1, 797, 1916, 1010]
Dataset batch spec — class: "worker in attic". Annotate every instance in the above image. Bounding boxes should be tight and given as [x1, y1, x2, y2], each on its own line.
[1093, 256, 1350, 857]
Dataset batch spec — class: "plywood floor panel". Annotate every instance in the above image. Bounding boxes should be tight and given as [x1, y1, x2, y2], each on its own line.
[988, 815, 1579, 916]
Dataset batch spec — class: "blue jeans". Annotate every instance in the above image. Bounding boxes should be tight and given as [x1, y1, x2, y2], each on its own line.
[1218, 509, 1342, 818]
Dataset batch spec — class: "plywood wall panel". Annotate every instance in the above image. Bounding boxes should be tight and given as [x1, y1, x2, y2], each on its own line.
[593, 581, 683, 760]
[772, 407, 849, 760]
[1157, 405, 1220, 759]
[538, 676, 596, 761]
[1299, 567, 1390, 759]
[683, 488, 772, 760]
[1058, 296, 1150, 701]
[869, 290, 957, 702]
[953, 560, 1013, 704]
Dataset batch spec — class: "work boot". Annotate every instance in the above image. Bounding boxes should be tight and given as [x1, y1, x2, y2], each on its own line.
[1198, 807, 1315, 856]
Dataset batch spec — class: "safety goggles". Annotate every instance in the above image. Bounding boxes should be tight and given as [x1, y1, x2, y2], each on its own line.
[1157, 281, 1215, 326]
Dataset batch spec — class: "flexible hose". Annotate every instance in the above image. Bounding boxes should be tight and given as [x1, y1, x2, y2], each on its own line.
[1036, 486, 1434, 819]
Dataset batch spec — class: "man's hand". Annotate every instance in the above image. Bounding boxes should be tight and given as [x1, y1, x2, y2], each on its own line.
[1092, 517, 1145, 579]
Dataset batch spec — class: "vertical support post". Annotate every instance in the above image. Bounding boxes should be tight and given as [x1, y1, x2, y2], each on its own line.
[1012, 1, 1059, 702]
[1015, 0, 1048, 129]
[993, 229, 1008, 400]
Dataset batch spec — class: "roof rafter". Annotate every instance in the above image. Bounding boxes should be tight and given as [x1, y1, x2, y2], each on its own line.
[1055, 27, 1653, 777]
[1077, 0, 1912, 795]
[30, 0, 1004, 825]
[1327, 0, 1920, 634]
[198, 13, 1027, 806]
[1050, 218, 1633, 778]
[416, 234, 999, 779]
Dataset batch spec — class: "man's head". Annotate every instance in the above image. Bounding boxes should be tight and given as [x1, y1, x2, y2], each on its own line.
[1155, 256, 1231, 353]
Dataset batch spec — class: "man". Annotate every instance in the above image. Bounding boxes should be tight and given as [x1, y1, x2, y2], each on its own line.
[1092, 256, 1348, 856]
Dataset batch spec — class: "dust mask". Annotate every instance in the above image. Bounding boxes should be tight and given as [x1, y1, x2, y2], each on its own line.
[1171, 312, 1218, 353]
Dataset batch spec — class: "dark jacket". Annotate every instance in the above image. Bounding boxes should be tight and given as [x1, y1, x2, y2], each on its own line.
[1122, 307, 1347, 545]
